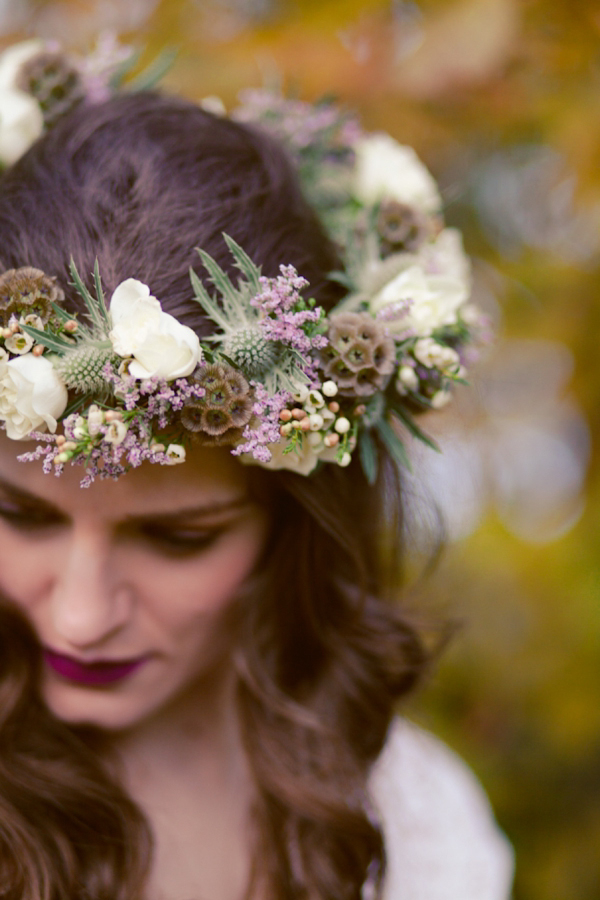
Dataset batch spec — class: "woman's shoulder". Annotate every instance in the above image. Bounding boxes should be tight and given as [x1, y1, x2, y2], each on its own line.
[368, 718, 514, 900]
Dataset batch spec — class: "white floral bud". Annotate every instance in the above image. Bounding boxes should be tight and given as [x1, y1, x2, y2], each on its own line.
[321, 408, 335, 424]
[279, 423, 293, 437]
[150, 442, 166, 453]
[292, 385, 309, 403]
[414, 337, 458, 371]
[105, 420, 128, 446]
[5, 331, 34, 355]
[322, 380, 338, 397]
[307, 431, 323, 447]
[461, 303, 481, 326]
[398, 365, 419, 390]
[334, 417, 351, 434]
[87, 407, 105, 435]
[165, 443, 186, 465]
[308, 413, 324, 431]
[21, 314, 44, 330]
[431, 390, 452, 409]
[307, 389, 324, 409]
[72, 426, 86, 440]
[338, 452, 352, 467]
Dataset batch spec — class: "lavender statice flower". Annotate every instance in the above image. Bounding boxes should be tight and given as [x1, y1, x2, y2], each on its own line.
[234, 89, 361, 160]
[232, 382, 291, 462]
[252, 266, 327, 356]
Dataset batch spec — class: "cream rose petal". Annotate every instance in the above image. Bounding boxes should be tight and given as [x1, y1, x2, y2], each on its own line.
[0, 40, 44, 89]
[353, 134, 442, 214]
[370, 265, 468, 337]
[0, 354, 68, 439]
[109, 278, 200, 380]
[0, 89, 44, 165]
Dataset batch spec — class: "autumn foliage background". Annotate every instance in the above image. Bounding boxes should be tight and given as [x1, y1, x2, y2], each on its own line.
[3, 1, 600, 898]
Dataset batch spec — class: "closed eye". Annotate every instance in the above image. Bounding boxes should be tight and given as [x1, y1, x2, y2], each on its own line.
[0, 499, 67, 532]
[132, 523, 223, 558]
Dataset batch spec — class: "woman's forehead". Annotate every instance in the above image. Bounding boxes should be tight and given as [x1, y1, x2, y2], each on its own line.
[0, 434, 250, 519]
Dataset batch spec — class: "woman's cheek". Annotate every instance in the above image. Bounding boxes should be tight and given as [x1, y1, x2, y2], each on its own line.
[0, 531, 56, 608]
[128, 517, 268, 626]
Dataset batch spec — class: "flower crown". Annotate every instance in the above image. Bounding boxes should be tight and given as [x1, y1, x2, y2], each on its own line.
[0, 39, 485, 486]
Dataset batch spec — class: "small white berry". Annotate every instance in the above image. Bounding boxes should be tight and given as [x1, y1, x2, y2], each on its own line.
[307, 389, 324, 409]
[292, 385, 309, 403]
[338, 452, 352, 467]
[334, 416, 351, 434]
[307, 432, 322, 447]
[309, 414, 324, 431]
[322, 380, 338, 397]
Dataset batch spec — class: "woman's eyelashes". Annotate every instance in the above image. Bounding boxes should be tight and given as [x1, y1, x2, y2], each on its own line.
[131, 522, 224, 557]
[0, 499, 65, 531]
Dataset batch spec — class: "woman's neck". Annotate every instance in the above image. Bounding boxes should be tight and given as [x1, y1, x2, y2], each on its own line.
[105, 671, 255, 900]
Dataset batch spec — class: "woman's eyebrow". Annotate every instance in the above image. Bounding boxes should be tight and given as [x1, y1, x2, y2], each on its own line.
[0, 476, 64, 513]
[125, 496, 251, 525]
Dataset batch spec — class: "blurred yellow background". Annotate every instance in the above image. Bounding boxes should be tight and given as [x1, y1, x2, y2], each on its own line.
[3, 1, 600, 897]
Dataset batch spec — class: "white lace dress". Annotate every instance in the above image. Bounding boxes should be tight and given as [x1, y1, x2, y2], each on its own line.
[368, 719, 514, 900]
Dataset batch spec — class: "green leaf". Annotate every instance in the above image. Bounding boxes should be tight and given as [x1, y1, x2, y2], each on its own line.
[389, 403, 440, 453]
[19, 325, 73, 354]
[93, 259, 110, 322]
[222, 234, 262, 293]
[189, 267, 230, 333]
[69, 259, 104, 333]
[358, 428, 379, 485]
[196, 249, 239, 306]
[127, 48, 178, 92]
[50, 302, 75, 325]
[109, 48, 143, 90]
[376, 417, 412, 472]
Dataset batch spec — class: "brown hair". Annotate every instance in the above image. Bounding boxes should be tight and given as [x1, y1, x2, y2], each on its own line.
[0, 93, 428, 900]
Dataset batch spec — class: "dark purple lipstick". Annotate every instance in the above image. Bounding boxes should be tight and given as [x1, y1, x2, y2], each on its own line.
[43, 649, 148, 686]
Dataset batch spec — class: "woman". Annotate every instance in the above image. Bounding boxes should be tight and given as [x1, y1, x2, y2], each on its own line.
[0, 87, 513, 900]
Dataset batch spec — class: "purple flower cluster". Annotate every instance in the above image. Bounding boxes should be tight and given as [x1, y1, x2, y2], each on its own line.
[252, 266, 328, 357]
[104, 367, 205, 429]
[234, 89, 362, 156]
[231, 382, 291, 463]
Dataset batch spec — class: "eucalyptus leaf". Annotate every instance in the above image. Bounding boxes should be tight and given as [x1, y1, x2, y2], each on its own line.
[127, 48, 178, 92]
[389, 403, 440, 453]
[376, 417, 412, 472]
[359, 428, 379, 485]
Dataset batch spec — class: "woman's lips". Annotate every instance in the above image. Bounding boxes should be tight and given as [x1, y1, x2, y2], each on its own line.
[43, 649, 149, 686]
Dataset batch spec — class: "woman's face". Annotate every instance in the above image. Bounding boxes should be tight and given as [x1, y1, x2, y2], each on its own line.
[0, 436, 269, 730]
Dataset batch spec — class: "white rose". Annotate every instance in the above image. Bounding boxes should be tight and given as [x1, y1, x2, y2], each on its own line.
[0, 88, 44, 166]
[253, 437, 339, 476]
[413, 338, 459, 371]
[419, 228, 471, 283]
[109, 279, 201, 380]
[370, 264, 468, 337]
[0, 40, 45, 89]
[353, 134, 442, 214]
[0, 353, 68, 440]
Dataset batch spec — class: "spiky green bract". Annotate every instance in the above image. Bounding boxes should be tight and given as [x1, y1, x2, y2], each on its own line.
[55, 345, 117, 393]
[223, 327, 280, 377]
[190, 235, 321, 395]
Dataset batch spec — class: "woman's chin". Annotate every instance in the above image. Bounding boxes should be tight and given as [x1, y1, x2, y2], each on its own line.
[41, 666, 176, 731]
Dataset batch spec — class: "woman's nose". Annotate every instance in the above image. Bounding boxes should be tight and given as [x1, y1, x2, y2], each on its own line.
[49, 526, 132, 650]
